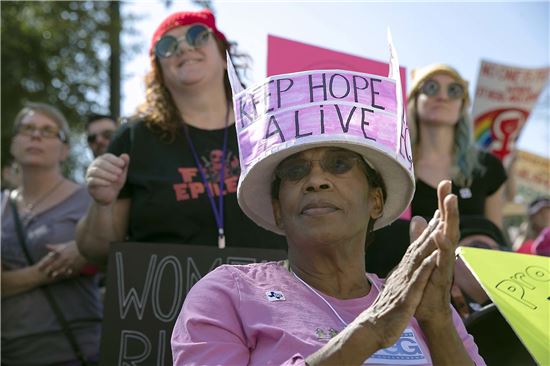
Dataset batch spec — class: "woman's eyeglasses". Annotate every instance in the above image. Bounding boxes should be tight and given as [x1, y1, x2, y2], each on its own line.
[87, 129, 114, 144]
[275, 151, 362, 182]
[155, 24, 212, 58]
[17, 123, 67, 142]
[420, 79, 465, 100]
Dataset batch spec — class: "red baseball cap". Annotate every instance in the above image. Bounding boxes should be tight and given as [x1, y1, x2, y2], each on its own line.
[150, 9, 227, 55]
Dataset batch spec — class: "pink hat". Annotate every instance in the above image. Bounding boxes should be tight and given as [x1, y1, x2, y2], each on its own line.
[149, 9, 227, 55]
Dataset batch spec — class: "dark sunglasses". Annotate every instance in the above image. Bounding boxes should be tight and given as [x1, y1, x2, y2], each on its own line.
[275, 150, 363, 182]
[87, 129, 114, 144]
[420, 79, 465, 100]
[155, 24, 212, 58]
[17, 123, 67, 142]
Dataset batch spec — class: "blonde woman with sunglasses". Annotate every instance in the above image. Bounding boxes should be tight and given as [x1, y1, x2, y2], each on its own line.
[407, 64, 507, 229]
[77, 10, 286, 265]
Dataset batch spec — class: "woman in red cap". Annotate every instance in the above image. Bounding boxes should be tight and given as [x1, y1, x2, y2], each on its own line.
[77, 9, 286, 264]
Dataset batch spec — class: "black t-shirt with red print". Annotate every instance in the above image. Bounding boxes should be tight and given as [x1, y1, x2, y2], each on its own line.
[108, 118, 287, 250]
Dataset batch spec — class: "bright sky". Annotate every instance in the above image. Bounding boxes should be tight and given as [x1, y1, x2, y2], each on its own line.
[121, 0, 549, 158]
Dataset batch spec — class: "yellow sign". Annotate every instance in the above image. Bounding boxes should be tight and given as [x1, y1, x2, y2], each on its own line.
[457, 247, 550, 365]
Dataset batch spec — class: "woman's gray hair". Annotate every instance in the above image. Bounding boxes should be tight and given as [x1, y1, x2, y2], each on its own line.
[13, 102, 70, 144]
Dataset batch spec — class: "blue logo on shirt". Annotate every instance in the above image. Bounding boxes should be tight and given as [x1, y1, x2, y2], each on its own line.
[365, 328, 427, 364]
[266, 290, 285, 301]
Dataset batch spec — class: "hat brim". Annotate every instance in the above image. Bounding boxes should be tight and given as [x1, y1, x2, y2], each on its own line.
[237, 135, 415, 235]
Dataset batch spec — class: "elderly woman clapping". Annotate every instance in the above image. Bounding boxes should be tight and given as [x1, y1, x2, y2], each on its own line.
[171, 47, 484, 365]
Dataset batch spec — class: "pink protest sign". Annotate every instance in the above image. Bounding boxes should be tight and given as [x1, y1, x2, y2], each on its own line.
[233, 70, 399, 170]
[473, 60, 550, 166]
[266, 34, 407, 102]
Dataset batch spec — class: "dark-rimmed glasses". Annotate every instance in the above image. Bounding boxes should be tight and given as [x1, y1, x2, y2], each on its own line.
[275, 150, 362, 182]
[17, 123, 67, 142]
[155, 24, 212, 58]
[420, 79, 465, 100]
[87, 129, 114, 144]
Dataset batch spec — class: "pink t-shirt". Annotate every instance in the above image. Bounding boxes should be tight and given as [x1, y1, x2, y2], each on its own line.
[172, 262, 484, 365]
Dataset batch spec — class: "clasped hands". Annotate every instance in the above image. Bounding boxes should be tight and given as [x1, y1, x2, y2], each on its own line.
[36, 241, 87, 281]
[359, 180, 459, 348]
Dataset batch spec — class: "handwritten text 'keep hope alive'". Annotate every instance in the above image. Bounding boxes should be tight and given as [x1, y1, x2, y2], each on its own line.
[234, 71, 399, 165]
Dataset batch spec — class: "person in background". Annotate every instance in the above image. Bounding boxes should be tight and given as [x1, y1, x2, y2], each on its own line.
[531, 226, 550, 256]
[1, 102, 102, 365]
[407, 64, 507, 229]
[452, 216, 508, 320]
[77, 9, 286, 265]
[514, 196, 550, 254]
[85, 113, 117, 158]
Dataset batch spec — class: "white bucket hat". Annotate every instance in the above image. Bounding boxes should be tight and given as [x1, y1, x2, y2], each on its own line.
[228, 32, 415, 235]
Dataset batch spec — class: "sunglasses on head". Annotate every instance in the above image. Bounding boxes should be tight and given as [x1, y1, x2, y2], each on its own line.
[420, 79, 465, 100]
[87, 129, 114, 144]
[275, 150, 363, 182]
[17, 123, 67, 142]
[155, 24, 212, 58]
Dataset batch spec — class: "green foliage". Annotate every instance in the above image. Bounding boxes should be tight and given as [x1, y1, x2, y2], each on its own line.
[163, 0, 214, 11]
[1, 1, 118, 178]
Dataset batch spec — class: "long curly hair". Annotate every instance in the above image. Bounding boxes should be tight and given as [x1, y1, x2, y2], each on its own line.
[136, 37, 250, 142]
[407, 75, 482, 188]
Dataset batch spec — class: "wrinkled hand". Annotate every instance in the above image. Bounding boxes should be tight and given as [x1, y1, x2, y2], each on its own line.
[37, 241, 87, 280]
[411, 180, 459, 324]
[357, 207, 444, 348]
[86, 153, 129, 206]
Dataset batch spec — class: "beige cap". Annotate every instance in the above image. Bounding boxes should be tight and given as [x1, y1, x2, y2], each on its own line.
[408, 63, 470, 106]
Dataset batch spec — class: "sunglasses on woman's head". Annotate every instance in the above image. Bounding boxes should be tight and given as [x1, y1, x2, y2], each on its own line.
[87, 129, 114, 144]
[155, 24, 212, 58]
[17, 123, 67, 142]
[420, 79, 465, 100]
[275, 150, 362, 182]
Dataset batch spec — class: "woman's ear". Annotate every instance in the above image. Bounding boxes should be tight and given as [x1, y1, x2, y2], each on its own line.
[369, 187, 384, 220]
[272, 199, 284, 229]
